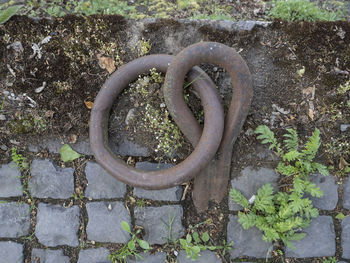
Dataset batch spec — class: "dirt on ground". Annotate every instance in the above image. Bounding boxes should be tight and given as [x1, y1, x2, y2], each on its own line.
[0, 15, 350, 261]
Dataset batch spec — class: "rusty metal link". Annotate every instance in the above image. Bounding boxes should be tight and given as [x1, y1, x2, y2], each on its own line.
[90, 42, 252, 212]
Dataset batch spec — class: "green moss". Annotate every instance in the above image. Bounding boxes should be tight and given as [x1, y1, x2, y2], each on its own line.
[127, 68, 184, 158]
[269, 0, 345, 21]
[338, 80, 350, 95]
[133, 38, 151, 57]
[9, 116, 47, 134]
[324, 134, 350, 159]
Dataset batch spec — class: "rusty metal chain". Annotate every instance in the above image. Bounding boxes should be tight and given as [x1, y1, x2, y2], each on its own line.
[90, 42, 252, 212]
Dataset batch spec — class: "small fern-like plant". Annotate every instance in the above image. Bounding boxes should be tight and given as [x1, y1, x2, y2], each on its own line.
[230, 125, 328, 249]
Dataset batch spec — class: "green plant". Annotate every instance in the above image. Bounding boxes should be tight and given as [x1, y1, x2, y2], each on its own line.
[324, 135, 350, 161]
[73, 0, 136, 17]
[0, 96, 5, 110]
[336, 212, 349, 220]
[21, 232, 35, 241]
[109, 221, 150, 263]
[323, 257, 337, 263]
[338, 80, 350, 95]
[0, 4, 22, 24]
[135, 199, 146, 207]
[179, 230, 233, 261]
[11, 147, 29, 171]
[255, 126, 329, 178]
[269, 0, 344, 21]
[230, 125, 328, 249]
[179, 232, 212, 261]
[161, 212, 177, 244]
[71, 192, 84, 200]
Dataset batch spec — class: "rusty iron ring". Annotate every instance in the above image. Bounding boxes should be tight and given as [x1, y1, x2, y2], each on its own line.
[90, 54, 224, 189]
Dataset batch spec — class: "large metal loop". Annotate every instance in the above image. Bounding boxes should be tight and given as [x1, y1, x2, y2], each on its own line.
[90, 42, 253, 211]
[90, 54, 224, 189]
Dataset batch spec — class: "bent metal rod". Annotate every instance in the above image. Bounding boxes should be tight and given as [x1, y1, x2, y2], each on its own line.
[90, 42, 252, 212]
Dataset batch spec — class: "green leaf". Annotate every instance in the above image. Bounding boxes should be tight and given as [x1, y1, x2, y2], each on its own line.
[283, 128, 299, 151]
[312, 162, 329, 176]
[59, 144, 81, 162]
[229, 188, 250, 208]
[283, 150, 300, 162]
[192, 245, 201, 254]
[128, 240, 135, 250]
[237, 212, 256, 229]
[254, 184, 275, 213]
[336, 212, 345, 220]
[255, 125, 282, 153]
[262, 228, 280, 242]
[186, 234, 192, 243]
[308, 207, 319, 218]
[191, 250, 199, 261]
[304, 181, 323, 197]
[293, 177, 305, 195]
[137, 239, 150, 250]
[201, 232, 210, 243]
[121, 221, 131, 233]
[193, 232, 200, 244]
[179, 238, 187, 248]
[277, 163, 299, 176]
[302, 128, 321, 160]
[0, 5, 23, 24]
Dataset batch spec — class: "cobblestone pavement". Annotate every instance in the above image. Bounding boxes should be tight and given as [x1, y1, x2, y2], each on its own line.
[0, 149, 349, 262]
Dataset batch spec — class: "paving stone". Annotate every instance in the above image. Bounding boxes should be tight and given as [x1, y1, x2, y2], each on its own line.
[111, 138, 149, 157]
[35, 203, 80, 247]
[134, 205, 185, 245]
[127, 252, 167, 263]
[344, 177, 350, 209]
[86, 201, 131, 243]
[308, 173, 338, 210]
[39, 138, 63, 153]
[177, 250, 221, 262]
[286, 216, 335, 258]
[71, 138, 93, 155]
[342, 216, 350, 259]
[0, 162, 22, 197]
[85, 162, 126, 199]
[32, 248, 70, 263]
[0, 202, 30, 238]
[227, 215, 272, 258]
[133, 162, 182, 201]
[228, 166, 279, 211]
[77, 248, 111, 263]
[30, 159, 74, 199]
[0, 241, 23, 263]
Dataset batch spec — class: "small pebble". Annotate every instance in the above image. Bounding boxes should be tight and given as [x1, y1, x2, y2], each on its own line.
[125, 108, 136, 125]
[0, 114, 6, 121]
[160, 103, 166, 108]
[108, 204, 112, 211]
[0, 145, 8, 151]
[340, 124, 350, 132]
